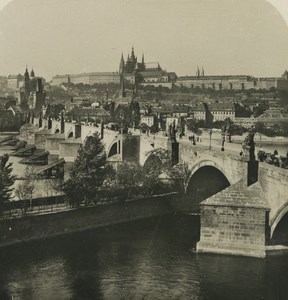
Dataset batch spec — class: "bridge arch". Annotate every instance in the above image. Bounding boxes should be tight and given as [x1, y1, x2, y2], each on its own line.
[142, 152, 162, 169]
[270, 201, 288, 243]
[55, 128, 60, 134]
[107, 140, 121, 158]
[188, 160, 231, 184]
[185, 160, 231, 211]
[67, 131, 74, 139]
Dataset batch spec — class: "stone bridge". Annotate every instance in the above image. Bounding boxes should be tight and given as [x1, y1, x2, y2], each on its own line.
[19, 117, 288, 256]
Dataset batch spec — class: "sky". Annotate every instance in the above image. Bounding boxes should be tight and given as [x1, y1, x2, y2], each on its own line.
[0, 0, 288, 80]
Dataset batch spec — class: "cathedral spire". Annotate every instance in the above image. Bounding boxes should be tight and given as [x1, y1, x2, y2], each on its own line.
[30, 68, 35, 77]
[142, 53, 144, 64]
[119, 53, 125, 74]
[131, 46, 136, 62]
[25, 66, 29, 77]
[197, 66, 200, 77]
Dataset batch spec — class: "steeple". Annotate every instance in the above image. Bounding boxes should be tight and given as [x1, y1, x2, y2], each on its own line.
[131, 46, 136, 62]
[30, 68, 35, 77]
[197, 66, 200, 77]
[119, 53, 125, 74]
[142, 53, 145, 64]
[25, 66, 29, 79]
[24, 66, 30, 96]
[201, 66, 204, 77]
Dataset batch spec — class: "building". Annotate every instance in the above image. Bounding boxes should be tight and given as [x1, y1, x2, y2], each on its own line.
[0, 76, 8, 91]
[257, 110, 288, 128]
[176, 75, 258, 91]
[51, 72, 121, 86]
[149, 104, 192, 130]
[65, 106, 110, 123]
[193, 103, 206, 121]
[176, 70, 288, 91]
[7, 74, 24, 90]
[193, 102, 252, 124]
[18, 68, 46, 112]
[207, 102, 236, 122]
[120, 47, 177, 89]
[51, 75, 70, 86]
[140, 115, 155, 127]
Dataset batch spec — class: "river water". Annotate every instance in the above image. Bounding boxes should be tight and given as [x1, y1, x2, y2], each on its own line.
[0, 214, 288, 300]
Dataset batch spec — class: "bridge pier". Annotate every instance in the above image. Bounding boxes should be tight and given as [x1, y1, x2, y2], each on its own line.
[196, 180, 271, 258]
[45, 134, 65, 155]
[34, 129, 52, 149]
[59, 139, 82, 162]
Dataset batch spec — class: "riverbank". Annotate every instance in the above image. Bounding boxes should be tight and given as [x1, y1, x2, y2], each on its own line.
[0, 193, 177, 248]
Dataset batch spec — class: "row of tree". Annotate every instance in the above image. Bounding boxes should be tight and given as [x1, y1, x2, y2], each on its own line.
[63, 133, 187, 207]
[254, 121, 288, 137]
[0, 132, 191, 212]
[186, 118, 246, 136]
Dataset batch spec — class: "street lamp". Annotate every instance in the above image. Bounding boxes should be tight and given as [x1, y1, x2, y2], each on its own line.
[209, 129, 212, 150]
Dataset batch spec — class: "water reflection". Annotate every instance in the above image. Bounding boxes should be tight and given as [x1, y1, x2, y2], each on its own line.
[0, 215, 288, 299]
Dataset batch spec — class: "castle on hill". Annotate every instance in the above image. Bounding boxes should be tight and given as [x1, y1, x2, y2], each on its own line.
[119, 47, 177, 88]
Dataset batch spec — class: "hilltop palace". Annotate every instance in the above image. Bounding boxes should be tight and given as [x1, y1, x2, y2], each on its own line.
[49, 47, 288, 91]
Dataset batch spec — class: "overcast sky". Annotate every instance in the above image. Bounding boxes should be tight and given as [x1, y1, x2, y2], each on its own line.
[0, 0, 288, 79]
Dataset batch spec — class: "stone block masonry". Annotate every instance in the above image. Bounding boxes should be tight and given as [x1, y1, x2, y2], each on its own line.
[197, 181, 271, 258]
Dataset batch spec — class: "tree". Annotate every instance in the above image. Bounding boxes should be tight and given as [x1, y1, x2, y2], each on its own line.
[64, 132, 108, 207]
[15, 166, 36, 201]
[45, 103, 65, 119]
[168, 162, 192, 193]
[186, 119, 205, 134]
[0, 154, 16, 206]
[254, 122, 265, 134]
[143, 148, 173, 195]
[112, 161, 145, 200]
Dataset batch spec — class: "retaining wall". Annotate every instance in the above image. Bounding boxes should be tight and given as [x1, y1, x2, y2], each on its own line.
[0, 194, 175, 247]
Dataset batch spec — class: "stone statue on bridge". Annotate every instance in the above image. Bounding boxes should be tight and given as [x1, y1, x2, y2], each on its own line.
[168, 120, 177, 142]
[220, 118, 233, 151]
[243, 126, 256, 161]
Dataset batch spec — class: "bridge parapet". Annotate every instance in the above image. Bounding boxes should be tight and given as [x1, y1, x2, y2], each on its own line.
[179, 142, 248, 186]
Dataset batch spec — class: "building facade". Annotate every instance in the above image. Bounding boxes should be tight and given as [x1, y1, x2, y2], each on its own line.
[51, 72, 121, 86]
[176, 73, 288, 91]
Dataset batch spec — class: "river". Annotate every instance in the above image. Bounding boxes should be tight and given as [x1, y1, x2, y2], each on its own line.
[0, 214, 288, 300]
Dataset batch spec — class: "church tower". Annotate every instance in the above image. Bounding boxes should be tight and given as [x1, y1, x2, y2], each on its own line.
[24, 67, 30, 97]
[30, 68, 35, 78]
[119, 53, 126, 98]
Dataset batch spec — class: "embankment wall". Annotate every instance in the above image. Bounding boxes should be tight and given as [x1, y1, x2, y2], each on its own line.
[0, 194, 175, 247]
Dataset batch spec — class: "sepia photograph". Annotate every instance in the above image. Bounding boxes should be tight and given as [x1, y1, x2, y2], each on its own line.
[0, 0, 288, 299]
